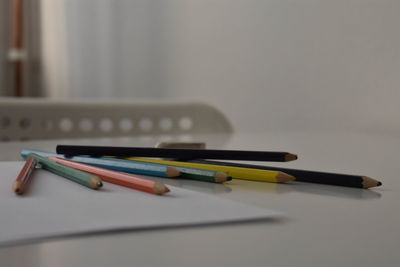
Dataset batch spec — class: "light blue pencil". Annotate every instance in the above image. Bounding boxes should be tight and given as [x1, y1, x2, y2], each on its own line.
[21, 149, 180, 178]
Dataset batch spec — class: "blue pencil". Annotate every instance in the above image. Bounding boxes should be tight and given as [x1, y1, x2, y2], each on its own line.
[21, 149, 180, 178]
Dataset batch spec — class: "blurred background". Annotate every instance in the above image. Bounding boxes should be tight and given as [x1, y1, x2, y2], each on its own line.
[1, 0, 399, 134]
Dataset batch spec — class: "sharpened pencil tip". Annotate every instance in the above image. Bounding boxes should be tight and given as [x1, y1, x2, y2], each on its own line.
[13, 181, 24, 195]
[276, 172, 295, 183]
[227, 176, 232, 181]
[362, 176, 382, 189]
[153, 182, 170, 195]
[285, 153, 298, 162]
[97, 181, 103, 187]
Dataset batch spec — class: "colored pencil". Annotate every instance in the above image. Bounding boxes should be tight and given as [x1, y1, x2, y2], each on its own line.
[56, 145, 298, 162]
[27, 153, 103, 190]
[123, 158, 295, 183]
[177, 166, 231, 183]
[21, 149, 180, 178]
[188, 159, 382, 189]
[13, 157, 37, 195]
[49, 157, 170, 195]
[180, 171, 231, 183]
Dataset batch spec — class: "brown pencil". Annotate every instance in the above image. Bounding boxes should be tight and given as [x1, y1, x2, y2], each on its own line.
[13, 157, 37, 195]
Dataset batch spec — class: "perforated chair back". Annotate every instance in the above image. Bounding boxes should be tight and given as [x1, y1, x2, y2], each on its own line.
[0, 98, 233, 141]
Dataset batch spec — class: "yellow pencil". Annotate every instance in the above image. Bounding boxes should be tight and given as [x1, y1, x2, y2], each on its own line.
[123, 157, 295, 183]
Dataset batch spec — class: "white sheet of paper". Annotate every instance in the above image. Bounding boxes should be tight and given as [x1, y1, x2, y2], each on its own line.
[0, 161, 281, 245]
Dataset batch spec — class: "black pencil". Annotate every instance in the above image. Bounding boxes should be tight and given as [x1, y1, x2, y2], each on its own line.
[186, 160, 382, 189]
[56, 145, 298, 162]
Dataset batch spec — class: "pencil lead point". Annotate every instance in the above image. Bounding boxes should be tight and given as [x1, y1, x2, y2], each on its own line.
[226, 176, 232, 181]
[377, 182, 382, 186]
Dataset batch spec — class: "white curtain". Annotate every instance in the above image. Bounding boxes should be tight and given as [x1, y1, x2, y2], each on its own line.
[40, 0, 70, 97]
[42, 0, 173, 98]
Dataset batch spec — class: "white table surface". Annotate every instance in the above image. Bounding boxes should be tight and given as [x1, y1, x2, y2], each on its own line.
[0, 130, 399, 267]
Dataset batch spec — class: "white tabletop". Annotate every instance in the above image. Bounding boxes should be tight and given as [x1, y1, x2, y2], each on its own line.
[0, 130, 399, 267]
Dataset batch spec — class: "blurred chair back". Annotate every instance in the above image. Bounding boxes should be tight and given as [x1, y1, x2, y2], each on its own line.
[0, 98, 233, 141]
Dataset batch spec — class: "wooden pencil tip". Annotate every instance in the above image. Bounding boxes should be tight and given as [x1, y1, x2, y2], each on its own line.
[285, 153, 298, 162]
[153, 182, 170, 195]
[362, 176, 382, 189]
[214, 171, 230, 183]
[166, 167, 180, 177]
[276, 172, 295, 183]
[90, 176, 103, 189]
[13, 181, 23, 195]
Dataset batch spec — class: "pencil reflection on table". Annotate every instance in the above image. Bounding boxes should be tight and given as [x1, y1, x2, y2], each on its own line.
[225, 179, 293, 195]
[224, 179, 381, 200]
[160, 178, 232, 194]
[289, 182, 382, 200]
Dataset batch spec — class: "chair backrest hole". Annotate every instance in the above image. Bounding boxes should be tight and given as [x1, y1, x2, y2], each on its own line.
[159, 118, 173, 131]
[179, 117, 193, 130]
[139, 118, 153, 132]
[119, 118, 133, 132]
[79, 118, 94, 132]
[99, 118, 113, 132]
[59, 118, 73, 132]
[19, 118, 31, 129]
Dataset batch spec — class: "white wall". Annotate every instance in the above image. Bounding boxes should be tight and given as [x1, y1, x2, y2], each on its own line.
[44, 0, 400, 134]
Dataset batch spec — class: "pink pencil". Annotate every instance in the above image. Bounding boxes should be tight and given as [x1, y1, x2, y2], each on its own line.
[48, 157, 170, 195]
